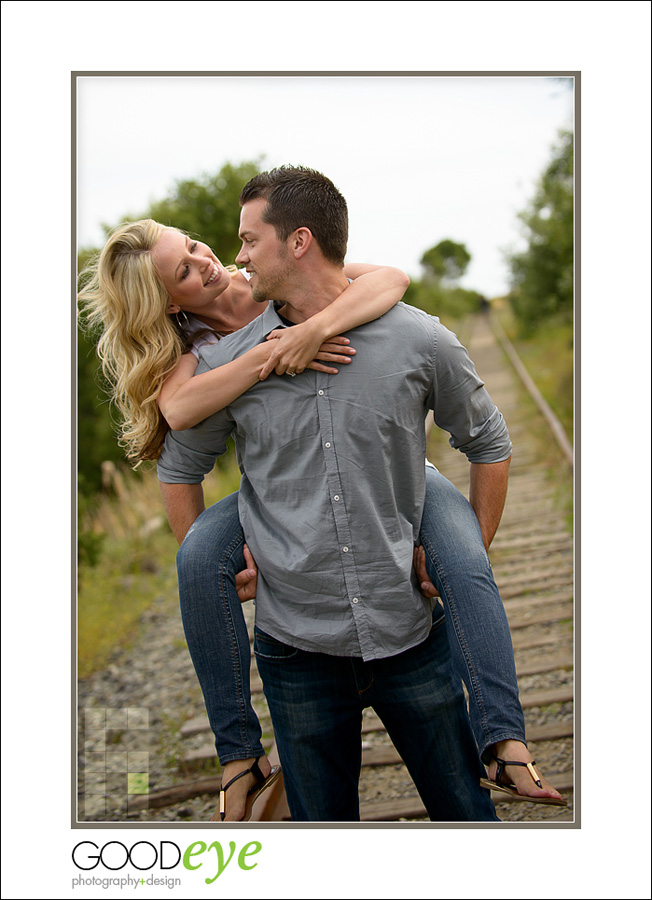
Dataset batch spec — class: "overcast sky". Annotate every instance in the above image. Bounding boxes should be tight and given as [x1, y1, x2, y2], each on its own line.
[77, 74, 574, 298]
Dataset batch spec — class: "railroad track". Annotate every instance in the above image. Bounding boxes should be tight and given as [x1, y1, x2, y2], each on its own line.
[156, 311, 575, 824]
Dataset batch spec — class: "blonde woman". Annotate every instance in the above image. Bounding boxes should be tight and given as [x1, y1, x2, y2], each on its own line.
[80, 219, 564, 821]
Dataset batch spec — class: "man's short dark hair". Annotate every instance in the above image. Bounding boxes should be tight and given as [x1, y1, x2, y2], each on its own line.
[240, 165, 348, 266]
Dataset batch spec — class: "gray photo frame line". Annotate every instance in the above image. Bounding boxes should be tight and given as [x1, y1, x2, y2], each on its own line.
[72, 69, 579, 830]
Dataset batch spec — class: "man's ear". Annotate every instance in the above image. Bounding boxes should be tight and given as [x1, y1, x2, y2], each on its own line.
[289, 227, 313, 259]
[166, 302, 181, 314]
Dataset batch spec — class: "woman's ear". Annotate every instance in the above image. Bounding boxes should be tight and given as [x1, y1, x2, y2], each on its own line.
[166, 302, 181, 315]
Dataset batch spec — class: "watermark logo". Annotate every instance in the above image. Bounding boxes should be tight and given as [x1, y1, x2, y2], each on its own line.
[72, 875, 182, 890]
[72, 840, 263, 887]
[82, 707, 150, 819]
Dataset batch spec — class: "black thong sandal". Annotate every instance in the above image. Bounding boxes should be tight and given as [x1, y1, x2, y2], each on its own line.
[480, 756, 568, 807]
[213, 759, 282, 822]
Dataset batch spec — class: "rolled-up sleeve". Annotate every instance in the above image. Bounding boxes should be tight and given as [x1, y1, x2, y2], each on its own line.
[427, 320, 512, 463]
[157, 328, 251, 484]
[157, 411, 235, 484]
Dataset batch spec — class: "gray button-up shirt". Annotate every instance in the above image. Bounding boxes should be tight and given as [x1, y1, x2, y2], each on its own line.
[158, 301, 511, 661]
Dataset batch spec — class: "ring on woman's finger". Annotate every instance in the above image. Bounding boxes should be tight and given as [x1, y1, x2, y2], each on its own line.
[286, 370, 296, 377]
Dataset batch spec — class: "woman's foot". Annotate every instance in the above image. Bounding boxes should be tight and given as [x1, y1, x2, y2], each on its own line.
[485, 740, 565, 804]
[210, 755, 273, 822]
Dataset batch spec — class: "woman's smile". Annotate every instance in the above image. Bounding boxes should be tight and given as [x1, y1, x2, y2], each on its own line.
[205, 263, 221, 286]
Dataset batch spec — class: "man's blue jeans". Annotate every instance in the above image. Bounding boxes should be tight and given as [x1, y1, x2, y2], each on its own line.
[254, 608, 499, 821]
[177, 466, 524, 767]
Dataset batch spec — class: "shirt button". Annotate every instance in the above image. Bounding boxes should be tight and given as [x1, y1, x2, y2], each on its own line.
[352, 597, 359, 604]
[342, 546, 349, 552]
[325, 442, 331, 448]
[318, 390, 325, 396]
[334, 495, 340, 501]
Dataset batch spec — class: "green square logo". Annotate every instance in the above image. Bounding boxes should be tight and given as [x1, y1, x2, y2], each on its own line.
[127, 773, 149, 794]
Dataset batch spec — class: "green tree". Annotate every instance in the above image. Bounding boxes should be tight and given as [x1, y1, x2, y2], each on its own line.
[146, 159, 262, 265]
[420, 239, 471, 286]
[406, 238, 479, 323]
[507, 130, 574, 333]
[77, 245, 128, 493]
[77, 323, 125, 492]
[77, 159, 262, 495]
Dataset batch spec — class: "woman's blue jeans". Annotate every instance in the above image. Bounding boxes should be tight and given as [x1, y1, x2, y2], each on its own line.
[419, 466, 525, 759]
[177, 491, 264, 764]
[176, 466, 525, 768]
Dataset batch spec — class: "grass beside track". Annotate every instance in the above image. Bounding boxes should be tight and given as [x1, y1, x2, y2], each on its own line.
[494, 303, 574, 445]
[77, 455, 242, 679]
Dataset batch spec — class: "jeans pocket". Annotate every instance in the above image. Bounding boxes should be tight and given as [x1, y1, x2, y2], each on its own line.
[431, 602, 446, 633]
[254, 627, 300, 661]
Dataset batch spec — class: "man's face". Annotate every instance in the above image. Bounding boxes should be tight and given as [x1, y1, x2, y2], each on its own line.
[235, 198, 293, 302]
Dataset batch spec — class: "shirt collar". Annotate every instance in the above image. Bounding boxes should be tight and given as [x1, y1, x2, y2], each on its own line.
[260, 301, 292, 338]
[259, 279, 353, 337]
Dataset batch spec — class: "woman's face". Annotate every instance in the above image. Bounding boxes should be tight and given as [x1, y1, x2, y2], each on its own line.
[151, 229, 230, 313]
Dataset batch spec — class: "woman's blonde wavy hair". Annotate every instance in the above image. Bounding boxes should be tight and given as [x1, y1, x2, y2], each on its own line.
[79, 219, 191, 462]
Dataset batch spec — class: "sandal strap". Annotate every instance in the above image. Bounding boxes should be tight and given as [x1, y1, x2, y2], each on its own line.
[218, 758, 266, 821]
[493, 756, 540, 788]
